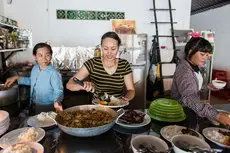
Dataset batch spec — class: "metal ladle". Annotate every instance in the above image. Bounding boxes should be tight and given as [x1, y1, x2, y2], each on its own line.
[72, 77, 110, 101]
[187, 146, 223, 153]
[137, 144, 172, 153]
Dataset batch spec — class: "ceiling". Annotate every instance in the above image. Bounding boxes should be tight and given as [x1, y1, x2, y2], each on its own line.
[191, 0, 230, 15]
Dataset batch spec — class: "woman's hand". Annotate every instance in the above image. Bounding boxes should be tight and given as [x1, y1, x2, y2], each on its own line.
[207, 83, 220, 91]
[54, 102, 63, 113]
[216, 112, 230, 126]
[4, 76, 20, 88]
[120, 96, 129, 103]
[83, 81, 94, 92]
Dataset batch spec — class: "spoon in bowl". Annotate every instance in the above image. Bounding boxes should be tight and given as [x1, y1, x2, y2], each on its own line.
[188, 146, 222, 153]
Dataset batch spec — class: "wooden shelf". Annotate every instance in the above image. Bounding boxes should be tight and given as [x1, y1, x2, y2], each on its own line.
[0, 22, 19, 29]
[0, 48, 27, 53]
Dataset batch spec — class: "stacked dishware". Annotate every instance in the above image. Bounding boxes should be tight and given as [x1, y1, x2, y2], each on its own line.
[148, 98, 186, 122]
[0, 110, 10, 135]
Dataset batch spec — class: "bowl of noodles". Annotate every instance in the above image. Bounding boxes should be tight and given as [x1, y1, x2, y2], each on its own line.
[55, 105, 117, 137]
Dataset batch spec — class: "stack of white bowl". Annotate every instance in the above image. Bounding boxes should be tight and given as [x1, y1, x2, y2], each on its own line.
[0, 110, 10, 136]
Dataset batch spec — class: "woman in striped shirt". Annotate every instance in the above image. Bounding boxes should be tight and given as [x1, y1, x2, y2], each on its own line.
[171, 37, 230, 126]
[66, 32, 135, 102]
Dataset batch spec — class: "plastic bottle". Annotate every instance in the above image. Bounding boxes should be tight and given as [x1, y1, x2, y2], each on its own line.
[94, 45, 101, 57]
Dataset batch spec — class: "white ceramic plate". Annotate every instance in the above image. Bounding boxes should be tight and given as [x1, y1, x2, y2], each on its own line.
[160, 125, 204, 142]
[115, 110, 151, 129]
[27, 115, 56, 128]
[202, 127, 230, 149]
[92, 99, 129, 108]
[0, 142, 44, 153]
[210, 109, 230, 126]
[0, 127, 45, 149]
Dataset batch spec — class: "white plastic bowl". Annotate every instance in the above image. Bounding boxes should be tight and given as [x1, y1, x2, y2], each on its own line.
[0, 124, 9, 136]
[131, 135, 168, 153]
[0, 110, 9, 122]
[212, 80, 227, 89]
[171, 135, 210, 153]
[0, 121, 9, 129]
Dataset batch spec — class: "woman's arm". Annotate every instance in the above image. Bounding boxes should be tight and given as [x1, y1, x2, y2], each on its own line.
[18, 77, 31, 86]
[4, 76, 20, 87]
[174, 68, 218, 120]
[51, 71, 64, 112]
[66, 66, 90, 91]
[4, 75, 31, 87]
[51, 71, 63, 102]
[123, 73, 135, 101]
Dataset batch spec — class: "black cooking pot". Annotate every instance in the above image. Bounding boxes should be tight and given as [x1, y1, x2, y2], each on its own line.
[0, 84, 19, 107]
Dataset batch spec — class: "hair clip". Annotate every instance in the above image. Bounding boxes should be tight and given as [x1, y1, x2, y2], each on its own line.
[191, 32, 201, 38]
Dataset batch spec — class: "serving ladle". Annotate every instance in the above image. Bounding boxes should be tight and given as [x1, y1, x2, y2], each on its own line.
[187, 146, 223, 153]
[72, 77, 110, 101]
[137, 144, 172, 153]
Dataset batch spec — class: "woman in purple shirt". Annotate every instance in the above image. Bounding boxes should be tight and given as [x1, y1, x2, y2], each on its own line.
[171, 37, 230, 126]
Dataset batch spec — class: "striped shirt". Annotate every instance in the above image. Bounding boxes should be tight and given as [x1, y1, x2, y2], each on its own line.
[171, 59, 218, 120]
[84, 57, 132, 98]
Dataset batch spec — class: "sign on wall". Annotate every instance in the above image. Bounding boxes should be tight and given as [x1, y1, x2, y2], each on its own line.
[56, 10, 125, 20]
[112, 20, 136, 34]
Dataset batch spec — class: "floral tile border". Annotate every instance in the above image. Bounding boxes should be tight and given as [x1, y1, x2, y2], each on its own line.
[57, 9, 125, 20]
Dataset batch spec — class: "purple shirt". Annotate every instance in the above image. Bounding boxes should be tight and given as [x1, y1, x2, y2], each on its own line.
[171, 59, 218, 120]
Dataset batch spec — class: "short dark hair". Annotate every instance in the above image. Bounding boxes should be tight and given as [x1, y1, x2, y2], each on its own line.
[33, 43, 53, 56]
[101, 31, 121, 46]
[184, 37, 213, 60]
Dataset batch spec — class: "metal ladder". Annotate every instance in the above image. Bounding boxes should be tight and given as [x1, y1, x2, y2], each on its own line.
[148, 0, 178, 99]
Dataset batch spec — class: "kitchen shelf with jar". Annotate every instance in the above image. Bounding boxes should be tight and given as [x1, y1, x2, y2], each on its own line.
[0, 17, 31, 74]
[0, 21, 19, 30]
[0, 48, 28, 74]
[0, 48, 27, 53]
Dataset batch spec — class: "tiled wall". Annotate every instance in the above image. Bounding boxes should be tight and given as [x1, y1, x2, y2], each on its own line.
[56, 10, 125, 20]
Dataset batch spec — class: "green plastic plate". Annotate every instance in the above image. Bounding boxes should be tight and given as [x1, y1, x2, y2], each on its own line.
[147, 98, 186, 122]
[148, 109, 184, 118]
[147, 110, 186, 122]
[153, 98, 181, 107]
[149, 105, 182, 112]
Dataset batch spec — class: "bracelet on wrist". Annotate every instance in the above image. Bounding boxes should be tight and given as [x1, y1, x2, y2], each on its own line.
[124, 96, 130, 100]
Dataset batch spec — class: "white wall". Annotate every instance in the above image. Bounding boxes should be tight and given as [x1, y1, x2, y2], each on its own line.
[0, 0, 4, 15]
[2, 0, 191, 62]
[3, 0, 49, 44]
[190, 4, 230, 72]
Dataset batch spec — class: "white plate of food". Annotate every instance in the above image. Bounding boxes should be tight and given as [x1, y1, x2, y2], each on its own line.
[92, 97, 129, 108]
[160, 125, 204, 142]
[210, 109, 230, 126]
[115, 110, 151, 129]
[27, 112, 57, 128]
[0, 127, 45, 149]
[202, 127, 230, 148]
[0, 142, 44, 153]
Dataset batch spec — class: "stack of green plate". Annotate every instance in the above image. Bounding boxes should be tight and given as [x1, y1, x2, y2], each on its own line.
[147, 98, 186, 122]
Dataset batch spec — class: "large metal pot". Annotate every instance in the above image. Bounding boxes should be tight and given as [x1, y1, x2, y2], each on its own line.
[56, 105, 118, 137]
[0, 84, 18, 107]
[18, 85, 30, 101]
